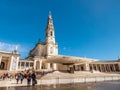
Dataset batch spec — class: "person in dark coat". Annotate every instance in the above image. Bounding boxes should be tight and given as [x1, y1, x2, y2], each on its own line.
[16, 73, 20, 84]
[20, 73, 24, 84]
[31, 72, 37, 86]
[27, 73, 32, 87]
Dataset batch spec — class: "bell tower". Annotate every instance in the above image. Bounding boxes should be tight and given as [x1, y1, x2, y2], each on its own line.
[45, 12, 58, 56]
[45, 12, 55, 44]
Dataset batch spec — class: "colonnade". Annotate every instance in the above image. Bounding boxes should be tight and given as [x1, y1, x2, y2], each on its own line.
[18, 61, 34, 70]
[74, 64, 85, 71]
[90, 64, 120, 72]
[18, 60, 57, 71]
[34, 60, 43, 70]
[74, 63, 120, 72]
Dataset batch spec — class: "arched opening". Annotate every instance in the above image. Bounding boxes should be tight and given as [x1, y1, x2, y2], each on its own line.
[41, 62, 46, 69]
[36, 61, 40, 70]
[50, 31, 53, 36]
[0, 62, 5, 70]
[81, 66, 84, 71]
[90, 65, 92, 71]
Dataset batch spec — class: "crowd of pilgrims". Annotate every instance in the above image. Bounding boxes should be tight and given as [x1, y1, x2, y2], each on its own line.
[0, 70, 37, 86]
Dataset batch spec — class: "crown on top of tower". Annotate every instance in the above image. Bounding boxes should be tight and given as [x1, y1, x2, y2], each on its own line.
[48, 11, 52, 19]
[45, 11, 55, 44]
[46, 11, 54, 29]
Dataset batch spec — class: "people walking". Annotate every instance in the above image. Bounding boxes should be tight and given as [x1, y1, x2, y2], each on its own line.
[31, 71, 37, 86]
[20, 73, 24, 84]
[10, 74, 12, 81]
[27, 73, 32, 87]
[16, 73, 20, 84]
[3, 73, 6, 80]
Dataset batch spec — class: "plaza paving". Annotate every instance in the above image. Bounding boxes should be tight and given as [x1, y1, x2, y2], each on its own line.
[0, 71, 120, 87]
[40, 71, 120, 79]
[0, 79, 28, 87]
[1, 81, 120, 90]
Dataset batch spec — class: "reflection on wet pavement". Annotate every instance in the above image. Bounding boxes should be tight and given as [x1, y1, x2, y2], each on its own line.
[0, 81, 120, 90]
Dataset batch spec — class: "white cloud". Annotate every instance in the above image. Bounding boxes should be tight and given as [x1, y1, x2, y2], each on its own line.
[0, 42, 16, 52]
[0, 42, 29, 58]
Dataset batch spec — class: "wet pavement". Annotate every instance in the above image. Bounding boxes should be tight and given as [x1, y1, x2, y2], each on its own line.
[0, 81, 120, 90]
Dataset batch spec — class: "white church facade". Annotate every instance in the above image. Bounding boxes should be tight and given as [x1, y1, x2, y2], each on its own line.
[0, 13, 120, 73]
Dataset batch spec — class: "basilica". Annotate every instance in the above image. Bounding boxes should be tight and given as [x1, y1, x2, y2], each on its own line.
[0, 13, 120, 73]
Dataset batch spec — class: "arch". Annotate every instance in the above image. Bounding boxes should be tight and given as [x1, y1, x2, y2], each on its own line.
[36, 61, 40, 70]
[41, 62, 45, 69]
[50, 31, 53, 36]
[50, 63, 53, 69]
[0, 62, 5, 70]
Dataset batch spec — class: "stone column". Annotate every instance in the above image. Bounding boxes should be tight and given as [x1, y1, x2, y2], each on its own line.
[24, 62, 26, 69]
[100, 64, 102, 72]
[20, 62, 21, 70]
[16, 56, 19, 70]
[95, 64, 98, 71]
[39, 60, 42, 70]
[108, 64, 111, 72]
[106, 64, 109, 72]
[53, 63, 57, 70]
[47, 63, 50, 70]
[106, 64, 108, 72]
[102, 64, 104, 72]
[110, 64, 114, 72]
[85, 63, 90, 71]
[112, 64, 116, 72]
[79, 65, 81, 71]
[0, 55, 2, 65]
[92, 64, 94, 71]
[114, 64, 117, 72]
[80, 65, 82, 71]
[9, 56, 13, 71]
[34, 60, 36, 70]
[104, 64, 107, 72]
[118, 63, 120, 71]
[108, 64, 110, 72]
[29, 62, 30, 68]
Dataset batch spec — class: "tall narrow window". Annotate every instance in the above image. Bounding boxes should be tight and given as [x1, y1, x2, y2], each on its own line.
[50, 31, 53, 36]
[50, 47, 53, 54]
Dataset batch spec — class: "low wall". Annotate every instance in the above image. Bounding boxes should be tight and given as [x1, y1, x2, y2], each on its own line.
[0, 76, 120, 87]
[38, 76, 120, 85]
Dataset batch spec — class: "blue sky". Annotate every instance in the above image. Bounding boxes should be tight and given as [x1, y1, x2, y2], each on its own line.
[0, 0, 120, 60]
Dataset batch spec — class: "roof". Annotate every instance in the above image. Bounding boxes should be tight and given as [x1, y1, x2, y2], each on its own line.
[45, 55, 95, 64]
[0, 50, 19, 55]
[90, 60, 119, 64]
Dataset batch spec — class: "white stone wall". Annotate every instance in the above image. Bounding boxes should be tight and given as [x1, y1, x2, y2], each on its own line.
[9, 55, 19, 71]
[46, 43, 58, 56]
[57, 64, 68, 70]
[39, 76, 120, 85]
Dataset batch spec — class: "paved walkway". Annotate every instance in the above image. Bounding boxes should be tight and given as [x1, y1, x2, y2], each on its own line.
[40, 71, 120, 79]
[0, 71, 120, 87]
[0, 79, 28, 87]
